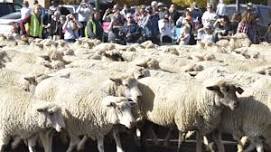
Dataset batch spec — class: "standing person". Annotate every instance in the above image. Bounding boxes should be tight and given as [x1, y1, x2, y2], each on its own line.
[76, 0, 93, 37]
[169, 4, 179, 25]
[62, 13, 82, 42]
[201, 3, 217, 27]
[216, 0, 226, 17]
[213, 16, 233, 42]
[107, 7, 126, 44]
[85, 10, 103, 40]
[47, 11, 63, 40]
[231, 12, 242, 34]
[20, 4, 44, 38]
[21, 1, 31, 20]
[48, 0, 59, 21]
[237, 10, 258, 43]
[121, 13, 142, 44]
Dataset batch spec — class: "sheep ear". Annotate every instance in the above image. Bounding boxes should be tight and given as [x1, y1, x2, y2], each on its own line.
[37, 107, 48, 113]
[109, 78, 122, 85]
[206, 85, 224, 98]
[39, 55, 50, 61]
[24, 76, 37, 85]
[235, 86, 244, 94]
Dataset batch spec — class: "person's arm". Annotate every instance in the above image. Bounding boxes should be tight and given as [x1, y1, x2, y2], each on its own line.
[19, 15, 31, 35]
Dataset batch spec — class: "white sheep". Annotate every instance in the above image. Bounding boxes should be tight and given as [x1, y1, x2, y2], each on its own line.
[0, 86, 65, 152]
[137, 77, 243, 152]
[213, 81, 271, 152]
[34, 76, 138, 152]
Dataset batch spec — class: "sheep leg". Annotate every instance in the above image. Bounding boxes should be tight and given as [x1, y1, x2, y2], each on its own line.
[0, 133, 9, 152]
[27, 135, 38, 152]
[149, 126, 159, 145]
[76, 136, 88, 151]
[97, 136, 105, 152]
[39, 130, 54, 152]
[11, 136, 22, 149]
[66, 135, 80, 152]
[113, 128, 124, 152]
[177, 131, 184, 152]
[237, 136, 249, 152]
[244, 137, 264, 152]
[213, 131, 225, 152]
[163, 128, 173, 147]
[196, 131, 203, 152]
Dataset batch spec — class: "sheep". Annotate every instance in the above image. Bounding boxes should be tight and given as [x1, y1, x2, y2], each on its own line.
[0, 69, 49, 92]
[0, 86, 65, 152]
[34, 76, 138, 152]
[137, 77, 243, 152]
[213, 82, 271, 152]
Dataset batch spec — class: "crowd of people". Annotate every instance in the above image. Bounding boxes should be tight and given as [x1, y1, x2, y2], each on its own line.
[15, 0, 271, 45]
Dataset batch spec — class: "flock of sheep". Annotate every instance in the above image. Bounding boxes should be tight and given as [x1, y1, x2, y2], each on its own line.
[0, 33, 270, 152]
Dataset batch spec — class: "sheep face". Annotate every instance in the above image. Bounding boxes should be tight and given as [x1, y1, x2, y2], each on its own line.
[206, 81, 244, 110]
[103, 96, 136, 129]
[37, 104, 66, 132]
[110, 77, 142, 103]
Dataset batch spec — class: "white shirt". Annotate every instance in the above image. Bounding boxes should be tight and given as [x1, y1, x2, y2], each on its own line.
[216, 3, 226, 16]
[201, 11, 217, 27]
[76, 5, 92, 22]
[63, 21, 79, 40]
[158, 19, 174, 38]
[21, 7, 31, 19]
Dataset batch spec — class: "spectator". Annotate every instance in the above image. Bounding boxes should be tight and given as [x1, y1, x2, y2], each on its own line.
[121, 4, 131, 16]
[158, 13, 174, 44]
[157, 2, 166, 19]
[179, 16, 192, 45]
[107, 7, 126, 44]
[213, 16, 233, 42]
[265, 23, 271, 43]
[237, 10, 257, 43]
[85, 10, 103, 40]
[190, 2, 202, 21]
[197, 23, 215, 45]
[231, 12, 242, 34]
[216, 0, 226, 17]
[76, 0, 93, 37]
[121, 13, 142, 44]
[141, 6, 160, 44]
[62, 13, 81, 42]
[48, 0, 59, 19]
[176, 8, 192, 27]
[21, 1, 31, 20]
[201, 3, 217, 28]
[151, 1, 158, 13]
[47, 11, 63, 40]
[20, 4, 44, 38]
[169, 4, 179, 25]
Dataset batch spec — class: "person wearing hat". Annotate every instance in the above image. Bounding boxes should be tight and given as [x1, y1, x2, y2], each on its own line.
[85, 10, 103, 40]
[76, 0, 93, 37]
[201, 3, 217, 28]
